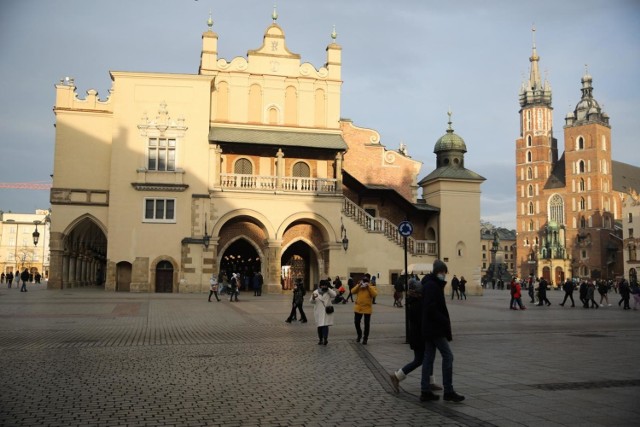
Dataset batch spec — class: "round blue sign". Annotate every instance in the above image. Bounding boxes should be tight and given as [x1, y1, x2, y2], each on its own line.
[398, 221, 413, 237]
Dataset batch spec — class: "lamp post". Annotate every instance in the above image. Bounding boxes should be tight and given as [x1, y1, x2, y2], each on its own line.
[341, 223, 349, 251]
[32, 221, 41, 246]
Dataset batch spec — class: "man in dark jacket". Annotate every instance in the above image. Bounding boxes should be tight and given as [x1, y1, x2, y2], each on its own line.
[420, 260, 465, 403]
[20, 269, 30, 292]
[559, 279, 575, 307]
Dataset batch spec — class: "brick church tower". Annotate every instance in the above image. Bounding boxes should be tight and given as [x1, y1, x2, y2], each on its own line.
[515, 29, 618, 283]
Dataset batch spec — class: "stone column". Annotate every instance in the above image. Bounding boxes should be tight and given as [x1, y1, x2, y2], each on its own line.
[47, 232, 64, 290]
[264, 239, 283, 293]
[335, 152, 343, 192]
[68, 253, 77, 288]
[276, 149, 284, 190]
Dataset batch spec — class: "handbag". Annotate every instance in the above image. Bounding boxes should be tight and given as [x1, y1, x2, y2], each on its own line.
[320, 299, 334, 314]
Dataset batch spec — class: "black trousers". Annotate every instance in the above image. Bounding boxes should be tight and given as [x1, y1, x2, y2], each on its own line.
[354, 312, 371, 339]
[287, 303, 307, 321]
[561, 292, 574, 306]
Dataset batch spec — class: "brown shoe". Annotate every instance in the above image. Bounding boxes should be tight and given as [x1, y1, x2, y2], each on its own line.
[389, 374, 400, 393]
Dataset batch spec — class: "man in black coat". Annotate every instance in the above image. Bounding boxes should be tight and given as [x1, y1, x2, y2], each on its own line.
[420, 260, 465, 403]
[559, 279, 575, 307]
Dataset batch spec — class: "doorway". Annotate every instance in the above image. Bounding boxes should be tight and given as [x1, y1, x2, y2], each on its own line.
[116, 261, 132, 292]
[155, 261, 174, 293]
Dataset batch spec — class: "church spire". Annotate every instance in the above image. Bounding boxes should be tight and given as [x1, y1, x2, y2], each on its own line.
[519, 25, 552, 109]
[529, 25, 542, 90]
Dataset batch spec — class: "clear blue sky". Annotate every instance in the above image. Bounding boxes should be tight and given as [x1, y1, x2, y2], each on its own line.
[1, 0, 639, 229]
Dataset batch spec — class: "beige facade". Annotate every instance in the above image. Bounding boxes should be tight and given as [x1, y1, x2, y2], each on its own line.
[49, 14, 484, 295]
[0, 210, 50, 279]
[622, 191, 639, 283]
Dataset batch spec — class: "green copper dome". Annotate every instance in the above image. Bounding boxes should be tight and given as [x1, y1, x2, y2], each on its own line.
[434, 112, 467, 153]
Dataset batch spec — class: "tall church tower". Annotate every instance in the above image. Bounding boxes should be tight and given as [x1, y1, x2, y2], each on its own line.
[563, 70, 613, 278]
[515, 29, 557, 277]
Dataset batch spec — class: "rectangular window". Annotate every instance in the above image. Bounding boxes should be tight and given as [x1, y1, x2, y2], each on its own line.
[630, 229, 634, 238]
[148, 138, 176, 171]
[144, 198, 176, 222]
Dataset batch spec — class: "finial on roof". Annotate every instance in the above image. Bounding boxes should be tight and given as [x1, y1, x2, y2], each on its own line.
[272, 3, 278, 22]
[331, 24, 337, 42]
[532, 23, 536, 48]
[207, 10, 213, 30]
[447, 108, 453, 131]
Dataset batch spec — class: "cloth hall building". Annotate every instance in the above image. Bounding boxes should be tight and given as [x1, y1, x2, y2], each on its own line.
[48, 12, 485, 294]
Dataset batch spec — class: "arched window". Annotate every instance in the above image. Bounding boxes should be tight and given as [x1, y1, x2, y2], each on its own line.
[529, 220, 534, 231]
[529, 202, 534, 214]
[527, 151, 532, 163]
[579, 178, 585, 192]
[577, 136, 584, 150]
[578, 160, 585, 173]
[549, 194, 564, 225]
[528, 185, 533, 197]
[292, 161, 310, 177]
[234, 158, 253, 174]
[580, 197, 586, 210]
[580, 216, 586, 228]
[527, 167, 533, 180]
[527, 135, 532, 147]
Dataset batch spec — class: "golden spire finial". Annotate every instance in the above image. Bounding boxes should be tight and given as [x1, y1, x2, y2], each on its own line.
[331, 24, 337, 42]
[207, 10, 213, 31]
[272, 3, 278, 22]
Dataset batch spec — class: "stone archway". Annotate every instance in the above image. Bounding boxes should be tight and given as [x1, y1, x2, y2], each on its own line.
[219, 238, 261, 291]
[155, 261, 174, 293]
[281, 239, 320, 291]
[50, 216, 107, 289]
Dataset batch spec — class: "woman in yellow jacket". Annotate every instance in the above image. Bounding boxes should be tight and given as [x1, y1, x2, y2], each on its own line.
[353, 274, 378, 345]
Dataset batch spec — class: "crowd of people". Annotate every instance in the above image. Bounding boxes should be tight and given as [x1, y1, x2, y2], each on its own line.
[2, 269, 43, 291]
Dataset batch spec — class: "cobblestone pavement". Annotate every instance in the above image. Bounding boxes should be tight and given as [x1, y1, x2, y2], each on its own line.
[0, 283, 638, 426]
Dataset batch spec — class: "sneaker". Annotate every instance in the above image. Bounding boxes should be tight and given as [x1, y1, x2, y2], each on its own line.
[389, 374, 400, 393]
[429, 383, 443, 391]
[443, 391, 465, 402]
[362, 338, 368, 345]
[420, 391, 440, 401]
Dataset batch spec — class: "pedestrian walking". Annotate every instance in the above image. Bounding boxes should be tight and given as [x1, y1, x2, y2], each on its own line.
[450, 275, 460, 300]
[459, 276, 467, 300]
[618, 278, 631, 310]
[587, 282, 599, 308]
[579, 280, 589, 308]
[630, 282, 640, 310]
[597, 281, 610, 306]
[310, 280, 336, 345]
[536, 278, 551, 306]
[229, 273, 239, 302]
[20, 269, 29, 292]
[528, 277, 535, 303]
[559, 279, 575, 307]
[510, 280, 526, 310]
[345, 276, 355, 302]
[1, 272, 4, 284]
[208, 274, 220, 302]
[389, 276, 442, 393]
[352, 274, 378, 345]
[393, 275, 407, 308]
[286, 279, 307, 323]
[253, 271, 263, 296]
[420, 260, 465, 403]
[370, 275, 377, 304]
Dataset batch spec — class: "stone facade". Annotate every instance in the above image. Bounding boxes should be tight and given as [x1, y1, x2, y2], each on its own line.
[48, 12, 485, 295]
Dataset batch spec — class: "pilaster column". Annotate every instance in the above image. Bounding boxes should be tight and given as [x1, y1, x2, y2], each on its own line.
[276, 149, 284, 190]
[264, 239, 283, 293]
[335, 152, 343, 192]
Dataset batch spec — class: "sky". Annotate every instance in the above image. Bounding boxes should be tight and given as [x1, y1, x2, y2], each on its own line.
[1, 0, 639, 229]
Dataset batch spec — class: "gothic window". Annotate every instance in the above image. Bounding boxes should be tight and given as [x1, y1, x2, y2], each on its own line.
[528, 185, 533, 197]
[527, 167, 533, 180]
[234, 158, 253, 174]
[549, 194, 564, 225]
[529, 202, 534, 215]
[579, 178, 585, 192]
[580, 197, 586, 211]
[292, 161, 310, 177]
[577, 136, 584, 150]
[527, 151, 532, 163]
[527, 135, 532, 147]
[629, 213, 633, 223]
[529, 220, 534, 231]
[580, 216, 586, 228]
[578, 160, 585, 173]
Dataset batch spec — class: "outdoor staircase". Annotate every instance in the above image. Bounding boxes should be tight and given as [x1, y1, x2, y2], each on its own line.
[342, 197, 436, 256]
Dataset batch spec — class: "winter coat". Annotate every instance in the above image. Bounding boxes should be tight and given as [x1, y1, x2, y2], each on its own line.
[421, 273, 452, 342]
[406, 291, 423, 350]
[352, 283, 378, 314]
[310, 288, 336, 327]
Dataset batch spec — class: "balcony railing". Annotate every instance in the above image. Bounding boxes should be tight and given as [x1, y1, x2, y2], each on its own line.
[342, 197, 436, 256]
[220, 174, 337, 194]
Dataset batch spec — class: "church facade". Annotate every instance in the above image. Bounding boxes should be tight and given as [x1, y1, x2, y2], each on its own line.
[515, 33, 639, 283]
[48, 12, 484, 295]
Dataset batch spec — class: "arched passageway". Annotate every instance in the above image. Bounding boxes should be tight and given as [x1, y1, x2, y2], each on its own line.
[281, 240, 318, 291]
[219, 238, 261, 291]
[61, 217, 107, 288]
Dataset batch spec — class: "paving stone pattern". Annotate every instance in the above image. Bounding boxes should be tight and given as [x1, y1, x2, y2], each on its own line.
[0, 285, 638, 426]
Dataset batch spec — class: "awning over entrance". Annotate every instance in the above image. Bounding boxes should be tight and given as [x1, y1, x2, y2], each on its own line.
[209, 126, 348, 150]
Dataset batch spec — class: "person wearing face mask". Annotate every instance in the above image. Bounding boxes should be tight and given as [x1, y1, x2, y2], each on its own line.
[310, 279, 337, 345]
[419, 260, 465, 403]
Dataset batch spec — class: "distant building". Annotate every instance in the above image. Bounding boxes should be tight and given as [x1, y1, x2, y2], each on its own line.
[515, 30, 640, 284]
[622, 191, 640, 283]
[49, 11, 485, 294]
[0, 210, 50, 278]
[480, 225, 516, 281]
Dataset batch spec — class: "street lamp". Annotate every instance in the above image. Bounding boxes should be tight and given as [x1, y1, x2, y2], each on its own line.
[341, 222, 349, 251]
[202, 222, 210, 250]
[32, 221, 41, 246]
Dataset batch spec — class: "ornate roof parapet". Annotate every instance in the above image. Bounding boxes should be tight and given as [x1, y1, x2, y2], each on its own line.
[53, 77, 113, 112]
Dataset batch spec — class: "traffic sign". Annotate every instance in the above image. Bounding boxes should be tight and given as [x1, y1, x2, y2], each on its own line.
[398, 221, 413, 237]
